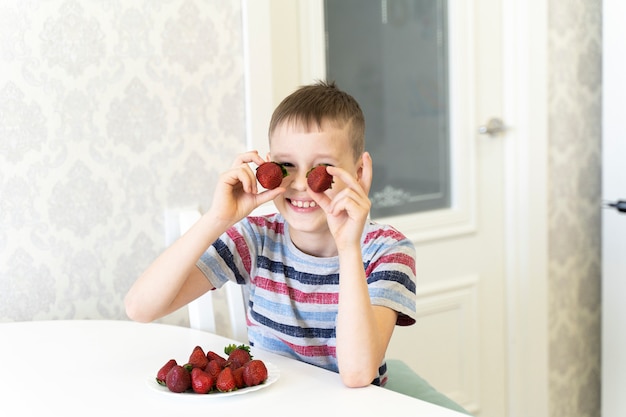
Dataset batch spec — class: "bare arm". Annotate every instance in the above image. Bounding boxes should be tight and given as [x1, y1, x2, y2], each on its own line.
[335, 245, 398, 387]
[124, 213, 228, 322]
[310, 152, 396, 387]
[124, 151, 284, 323]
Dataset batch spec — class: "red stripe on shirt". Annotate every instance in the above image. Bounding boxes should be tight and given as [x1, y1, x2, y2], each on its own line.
[254, 276, 338, 304]
[227, 228, 252, 273]
[363, 228, 405, 244]
[280, 337, 337, 358]
[248, 216, 284, 235]
[365, 252, 416, 276]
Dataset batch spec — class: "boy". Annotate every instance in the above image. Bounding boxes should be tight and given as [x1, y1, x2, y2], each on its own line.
[124, 81, 417, 388]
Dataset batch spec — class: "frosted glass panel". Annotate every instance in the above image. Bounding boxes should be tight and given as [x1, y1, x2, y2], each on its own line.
[325, 0, 450, 218]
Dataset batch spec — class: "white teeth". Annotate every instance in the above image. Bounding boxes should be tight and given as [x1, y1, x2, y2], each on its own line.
[291, 200, 316, 208]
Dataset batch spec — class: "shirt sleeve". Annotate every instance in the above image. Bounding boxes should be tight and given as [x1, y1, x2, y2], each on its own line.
[363, 226, 417, 326]
[196, 219, 257, 289]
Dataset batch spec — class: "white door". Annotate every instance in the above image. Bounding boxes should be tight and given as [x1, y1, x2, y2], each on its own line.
[242, 1, 524, 416]
[602, 1, 626, 415]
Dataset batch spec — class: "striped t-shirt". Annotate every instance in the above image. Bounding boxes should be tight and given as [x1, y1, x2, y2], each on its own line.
[196, 213, 417, 386]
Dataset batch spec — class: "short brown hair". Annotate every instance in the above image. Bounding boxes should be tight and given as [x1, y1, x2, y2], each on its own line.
[268, 80, 365, 161]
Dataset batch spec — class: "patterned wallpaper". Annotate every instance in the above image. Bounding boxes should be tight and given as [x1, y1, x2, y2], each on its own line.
[0, 1, 604, 416]
[548, 1, 601, 417]
[0, 0, 246, 324]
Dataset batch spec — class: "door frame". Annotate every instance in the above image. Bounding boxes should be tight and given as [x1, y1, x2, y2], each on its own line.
[601, 1, 625, 415]
[500, 1, 548, 416]
[241, 1, 549, 415]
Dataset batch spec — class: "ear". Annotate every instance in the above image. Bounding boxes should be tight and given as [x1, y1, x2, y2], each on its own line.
[357, 152, 373, 195]
[356, 153, 365, 180]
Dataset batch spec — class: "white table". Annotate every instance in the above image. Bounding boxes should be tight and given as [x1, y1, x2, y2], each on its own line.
[0, 320, 466, 416]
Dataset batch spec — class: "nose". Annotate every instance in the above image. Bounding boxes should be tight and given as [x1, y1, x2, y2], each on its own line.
[288, 167, 309, 191]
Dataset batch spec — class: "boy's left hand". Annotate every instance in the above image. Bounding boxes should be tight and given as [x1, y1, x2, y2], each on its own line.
[309, 152, 373, 250]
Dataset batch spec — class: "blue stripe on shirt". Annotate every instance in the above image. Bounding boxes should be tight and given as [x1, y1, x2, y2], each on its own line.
[368, 270, 416, 293]
[212, 239, 247, 284]
[256, 256, 340, 286]
[249, 305, 336, 339]
[368, 287, 416, 312]
[252, 297, 338, 323]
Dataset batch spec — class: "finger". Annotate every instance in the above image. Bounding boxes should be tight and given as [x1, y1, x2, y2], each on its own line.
[324, 166, 355, 189]
[231, 150, 266, 168]
[223, 165, 258, 194]
[327, 198, 359, 224]
[325, 167, 369, 205]
[307, 188, 333, 212]
[231, 151, 254, 167]
[255, 187, 285, 205]
[328, 190, 370, 218]
[240, 172, 256, 195]
[326, 165, 366, 195]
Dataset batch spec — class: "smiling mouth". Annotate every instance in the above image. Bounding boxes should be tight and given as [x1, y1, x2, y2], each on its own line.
[289, 199, 317, 208]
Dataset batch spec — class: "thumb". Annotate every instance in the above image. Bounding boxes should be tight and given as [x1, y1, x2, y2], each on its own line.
[255, 187, 285, 206]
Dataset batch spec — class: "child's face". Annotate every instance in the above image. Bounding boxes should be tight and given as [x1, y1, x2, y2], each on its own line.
[269, 121, 361, 237]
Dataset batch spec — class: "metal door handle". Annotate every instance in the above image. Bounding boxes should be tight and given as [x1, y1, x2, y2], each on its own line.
[478, 118, 506, 136]
[603, 200, 626, 213]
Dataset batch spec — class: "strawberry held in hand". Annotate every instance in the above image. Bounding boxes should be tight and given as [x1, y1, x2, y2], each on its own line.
[256, 162, 287, 190]
[306, 165, 333, 192]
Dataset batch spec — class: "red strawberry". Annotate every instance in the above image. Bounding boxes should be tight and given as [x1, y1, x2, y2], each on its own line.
[205, 359, 223, 379]
[243, 359, 268, 387]
[306, 165, 333, 192]
[232, 366, 246, 388]
[186, 345, 208, 370]
[206, 351, 227, 367]
[191, 367, 214, 394]
[166, 365, 191, 393]
[156, 359, 177, 386]
[256, 162, 287, 189]
[216, 367, 237, 392]
[225, 344, 252, 368]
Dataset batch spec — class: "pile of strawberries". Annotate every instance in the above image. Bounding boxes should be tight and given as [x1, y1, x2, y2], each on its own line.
[156, 344, 269, 394]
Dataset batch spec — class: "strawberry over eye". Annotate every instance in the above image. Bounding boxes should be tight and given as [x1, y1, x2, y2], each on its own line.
[256, 162, 288, 189]
[306, 165, 333, 192]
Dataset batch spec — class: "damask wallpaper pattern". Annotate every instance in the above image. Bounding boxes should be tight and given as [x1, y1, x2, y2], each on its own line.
[0, 0, 245, 324]
[548, 1, 601, 417]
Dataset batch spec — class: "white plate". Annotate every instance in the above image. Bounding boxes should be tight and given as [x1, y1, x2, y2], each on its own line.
[146, 361, 280, 398]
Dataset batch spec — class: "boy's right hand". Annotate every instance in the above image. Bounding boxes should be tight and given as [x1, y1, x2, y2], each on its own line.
[207, 151, 284, 226]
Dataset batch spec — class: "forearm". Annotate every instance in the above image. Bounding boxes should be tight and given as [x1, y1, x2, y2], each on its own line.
[335, 245, 388, 387]
[124, 211, 231, 322]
